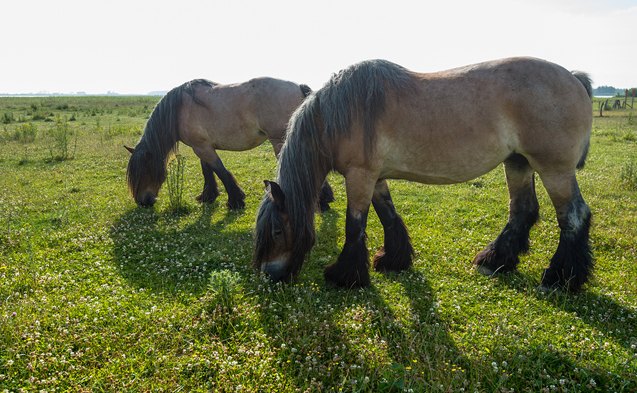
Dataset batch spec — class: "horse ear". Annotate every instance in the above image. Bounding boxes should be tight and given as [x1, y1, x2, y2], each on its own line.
[264, 180, 285, 210]
[124, 145, 135, 154]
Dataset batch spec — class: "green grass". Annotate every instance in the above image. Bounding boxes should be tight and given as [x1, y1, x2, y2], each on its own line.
[0, 97, 636, 392]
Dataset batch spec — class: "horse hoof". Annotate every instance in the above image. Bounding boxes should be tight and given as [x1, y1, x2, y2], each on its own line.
[227, 199, 245, 210]
[373, 247, 412, 273]
[372, 248, 388, 272]
[537, 284, 553, 294]
[196, 192, 218, 204]
[476, 265, 496, 276]
[324, 263, 370, 288]
[473, 246, 519, 276]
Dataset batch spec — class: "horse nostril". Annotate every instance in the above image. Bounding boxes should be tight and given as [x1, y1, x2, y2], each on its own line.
[139, 194, 156, 208]
[262, 263, 288, 283]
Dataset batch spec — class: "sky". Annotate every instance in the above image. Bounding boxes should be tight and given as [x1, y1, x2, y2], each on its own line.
[1, 0, 636, 94]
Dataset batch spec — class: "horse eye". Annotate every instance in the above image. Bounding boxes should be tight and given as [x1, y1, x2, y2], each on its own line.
[272, 228, 283, 238]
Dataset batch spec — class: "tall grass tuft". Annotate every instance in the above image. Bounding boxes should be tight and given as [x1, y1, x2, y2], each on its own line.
[166, 154, 187, 212]
[620, 160, 637, 191]
[2, 112, 14, 124]
[46, 116, 77, 161]
[13, 123, 37, 143]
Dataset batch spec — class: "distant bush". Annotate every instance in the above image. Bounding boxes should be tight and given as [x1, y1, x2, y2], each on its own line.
[13, 123, 37, 143]
[2, 112, 14, 124]
[31, 112, 47, 121]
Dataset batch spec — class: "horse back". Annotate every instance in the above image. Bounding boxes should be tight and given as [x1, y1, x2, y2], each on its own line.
[246, 77, 308, 137]
[178, 78, 306, 151]
[346, 57, 592, 183]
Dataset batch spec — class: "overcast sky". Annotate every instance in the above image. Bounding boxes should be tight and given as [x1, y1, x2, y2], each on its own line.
[2, 0, 635, 94]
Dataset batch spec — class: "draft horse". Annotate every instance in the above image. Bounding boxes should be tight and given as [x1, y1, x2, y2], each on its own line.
[254, 57, 593, 292]
[126, 78, 334, 210]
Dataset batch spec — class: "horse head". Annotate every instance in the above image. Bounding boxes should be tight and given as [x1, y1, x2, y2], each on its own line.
[125, 144, 166, 207]
[254, 180, 312, 282]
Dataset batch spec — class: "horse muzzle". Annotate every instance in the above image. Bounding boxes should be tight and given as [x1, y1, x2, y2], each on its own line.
[261, 259, 292, 283]
[138, 193, 157, 208]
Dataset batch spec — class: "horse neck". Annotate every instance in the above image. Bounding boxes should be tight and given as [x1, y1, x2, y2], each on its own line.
[279, 168, 326, 261]
[140, 122, 178, 167]
[141, 91, 182, 165]
[279, 163, 328, 219]
[277, 133, 331, 257]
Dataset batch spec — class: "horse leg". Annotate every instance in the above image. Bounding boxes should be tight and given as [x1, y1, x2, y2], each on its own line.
[196, 159, 219, 203]
[371, 180, 414, 272]
[210, 157, 246, 210]
[474, 154, 539, 275]
[324, 170, 376, 288]
[318, 181, 335, 212]
[539, 173, 592, 292]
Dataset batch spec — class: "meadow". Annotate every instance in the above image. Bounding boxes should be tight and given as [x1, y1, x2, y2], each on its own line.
[0, 95, 635, 392]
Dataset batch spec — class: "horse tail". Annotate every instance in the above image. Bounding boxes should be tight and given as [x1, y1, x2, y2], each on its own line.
[572, 71, 593, 99]
[576, 140, 590, 170]
[299, 84, 312, 97]
[571, 71, 592, 169]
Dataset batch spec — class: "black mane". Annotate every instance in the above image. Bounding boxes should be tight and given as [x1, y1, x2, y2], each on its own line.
[126, 79, 214, 194]
[255, 60, 417, 271]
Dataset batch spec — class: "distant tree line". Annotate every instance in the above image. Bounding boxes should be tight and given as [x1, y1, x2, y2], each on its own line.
[593, 85, 622, 96]
[593, 85, 637, 97]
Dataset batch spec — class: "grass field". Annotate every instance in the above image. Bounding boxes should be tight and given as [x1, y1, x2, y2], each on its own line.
[1, 95, 636, 392]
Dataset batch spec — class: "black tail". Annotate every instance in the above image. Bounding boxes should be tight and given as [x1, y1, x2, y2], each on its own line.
[572, 71, 593, 99]
[576, 140, 590, 170]
[572, 71, 592, 169]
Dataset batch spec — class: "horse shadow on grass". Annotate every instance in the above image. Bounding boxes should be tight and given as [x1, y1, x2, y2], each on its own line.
[109, 202, 253, 296]
[183, 206, 634, 390]
[491, 270, 637, 353]
[236, 208, 474, 391]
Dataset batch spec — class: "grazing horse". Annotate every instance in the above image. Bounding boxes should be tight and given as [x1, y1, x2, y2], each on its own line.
[254, 57, 593, 292]
[125, 78, 334, 210]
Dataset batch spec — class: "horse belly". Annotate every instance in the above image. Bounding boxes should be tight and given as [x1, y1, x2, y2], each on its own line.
[213, 131, 267, 151]
[381, 155, 506, 184]
[379, 123, 514, 185]
[183, 126, 267, 152]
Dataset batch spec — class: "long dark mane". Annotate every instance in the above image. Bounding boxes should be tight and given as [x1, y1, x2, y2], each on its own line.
[126, 79, 214, 194]
[255, 60, 416, 271]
